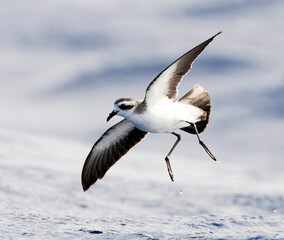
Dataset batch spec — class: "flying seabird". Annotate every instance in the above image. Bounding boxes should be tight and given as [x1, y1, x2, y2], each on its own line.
[81, 32, 221, 191]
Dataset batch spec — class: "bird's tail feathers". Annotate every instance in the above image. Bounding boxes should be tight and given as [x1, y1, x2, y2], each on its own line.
[179, 84, 211, 134]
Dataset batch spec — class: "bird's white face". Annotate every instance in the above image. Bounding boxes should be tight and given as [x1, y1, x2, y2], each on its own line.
[107, 98, 136, 121]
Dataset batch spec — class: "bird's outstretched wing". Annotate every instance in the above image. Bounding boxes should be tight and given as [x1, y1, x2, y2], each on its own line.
[144, 32, 221, 106]
[81, 119, 148, 191]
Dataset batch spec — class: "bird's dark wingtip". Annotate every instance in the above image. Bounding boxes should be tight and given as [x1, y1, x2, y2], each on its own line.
[82, 176, 97, 192]
[214, 31, 222, 38]
[81, 176, 93, 191]
[82, 184, 89, 192]
[205, 31, 222, 44]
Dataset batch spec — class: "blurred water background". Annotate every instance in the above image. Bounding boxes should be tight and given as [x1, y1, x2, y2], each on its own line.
[0, 0, 284, 239]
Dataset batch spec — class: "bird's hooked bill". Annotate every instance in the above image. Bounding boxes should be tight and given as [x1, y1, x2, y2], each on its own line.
[107, 111, 117, 122]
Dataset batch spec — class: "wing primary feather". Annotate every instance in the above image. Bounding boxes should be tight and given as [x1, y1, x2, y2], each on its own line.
[81, 119, 148, 191]
[144, 32, 221, 105]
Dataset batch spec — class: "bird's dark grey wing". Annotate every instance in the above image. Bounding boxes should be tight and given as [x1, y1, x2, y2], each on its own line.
[81, 119, 148, 191]
[144, 32, 221, 106]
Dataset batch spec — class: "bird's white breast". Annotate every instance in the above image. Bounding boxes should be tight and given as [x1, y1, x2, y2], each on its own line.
[127, 99, 204, 133]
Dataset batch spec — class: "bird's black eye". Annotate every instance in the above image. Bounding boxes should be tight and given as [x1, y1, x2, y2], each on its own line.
[119, 104, 134, 110]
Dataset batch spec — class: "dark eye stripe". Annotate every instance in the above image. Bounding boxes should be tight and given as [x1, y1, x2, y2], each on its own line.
[119, 104, 134, 110]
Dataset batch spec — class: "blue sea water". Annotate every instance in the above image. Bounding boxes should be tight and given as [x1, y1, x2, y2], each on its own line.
[0, 129, 283, 239]
[1, 164, 284, 240]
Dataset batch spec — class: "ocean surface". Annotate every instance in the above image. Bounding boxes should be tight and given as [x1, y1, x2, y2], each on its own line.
[1, 0, 284, 239]
[1, 127, 283, 239]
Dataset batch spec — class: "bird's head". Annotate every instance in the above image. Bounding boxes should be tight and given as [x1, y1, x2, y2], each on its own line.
[107, 98, 138, 121]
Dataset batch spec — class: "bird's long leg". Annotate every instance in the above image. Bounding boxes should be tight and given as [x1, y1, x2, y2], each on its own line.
[165, 132, 181, 182]
[187, 122, 216, 161]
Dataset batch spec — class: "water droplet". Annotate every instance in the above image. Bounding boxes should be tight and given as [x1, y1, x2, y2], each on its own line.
[273, 209, 277, 213]
[231, 173, 235, 178]
[179, 190, 183, 195]
[265, 190, 269, 194]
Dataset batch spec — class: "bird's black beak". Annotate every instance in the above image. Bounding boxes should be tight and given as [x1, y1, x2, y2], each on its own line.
[107, 111, 118, 122]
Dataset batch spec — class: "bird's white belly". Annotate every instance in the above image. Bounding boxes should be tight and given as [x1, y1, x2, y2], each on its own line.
[128, 100, 203, 133]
